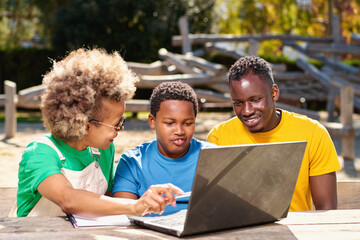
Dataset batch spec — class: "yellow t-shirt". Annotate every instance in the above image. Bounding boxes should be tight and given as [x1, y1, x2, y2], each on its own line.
[207, 109, 341, 211]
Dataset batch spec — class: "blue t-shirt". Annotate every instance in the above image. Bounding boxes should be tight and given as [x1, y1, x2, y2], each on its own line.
[112, 138, 215, 214]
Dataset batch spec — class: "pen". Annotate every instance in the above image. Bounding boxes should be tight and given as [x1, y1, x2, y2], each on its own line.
[163, 191, 191, 203]
[67, 213, 78, 228]
[175, 191, 191, 199]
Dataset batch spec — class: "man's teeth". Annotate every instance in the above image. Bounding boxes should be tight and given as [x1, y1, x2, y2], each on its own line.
[247, 118, 258, 122]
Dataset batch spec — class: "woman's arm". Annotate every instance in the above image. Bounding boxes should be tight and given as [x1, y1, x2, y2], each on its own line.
[37, 174, 181, 217]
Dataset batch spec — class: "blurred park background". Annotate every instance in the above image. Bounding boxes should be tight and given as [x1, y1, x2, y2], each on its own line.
[0, 0, 359, 94]
[0, 0, 360, 186]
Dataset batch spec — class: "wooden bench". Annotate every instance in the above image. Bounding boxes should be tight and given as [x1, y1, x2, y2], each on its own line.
[337, 180, 360, 209]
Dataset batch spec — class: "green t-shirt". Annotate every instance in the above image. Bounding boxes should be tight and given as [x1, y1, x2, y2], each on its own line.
[17, 134, 115, 217]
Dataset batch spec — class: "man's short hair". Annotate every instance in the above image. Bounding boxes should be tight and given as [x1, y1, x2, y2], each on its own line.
[149, 81, 198, 117]
[228, 56, 274, 86]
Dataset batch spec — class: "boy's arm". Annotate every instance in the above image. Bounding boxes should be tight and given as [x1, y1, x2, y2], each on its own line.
[113, 191, 138, 199]
[112, 152, 140, 197]
[310, 172, 337, 210]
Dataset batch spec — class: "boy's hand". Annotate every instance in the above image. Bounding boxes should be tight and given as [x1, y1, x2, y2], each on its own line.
[134, 183, 183, 216]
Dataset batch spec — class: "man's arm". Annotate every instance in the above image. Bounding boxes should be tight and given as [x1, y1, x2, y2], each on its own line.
[310, 171, 337, 210]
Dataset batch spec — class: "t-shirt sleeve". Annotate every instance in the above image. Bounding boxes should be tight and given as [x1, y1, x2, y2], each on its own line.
[19, 142, 63, 194]
[308, 122, 341, 176]
[207, 126, 219, 144]
[112, 153, 139, 196]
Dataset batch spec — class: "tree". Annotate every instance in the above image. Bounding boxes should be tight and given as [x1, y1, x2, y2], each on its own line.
[0, 0, 40, 48]
[0, 1, 10, 46]
[215, 0, 360, 56]
[35, 0, 215, 62]
[333, 0, 360, 42]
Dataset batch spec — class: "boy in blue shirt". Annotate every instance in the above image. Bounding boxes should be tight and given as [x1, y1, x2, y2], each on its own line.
[112, 81, 215, 214]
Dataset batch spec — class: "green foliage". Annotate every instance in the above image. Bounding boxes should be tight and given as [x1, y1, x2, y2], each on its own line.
[0, 48, 57, 93]
[216, 0, 360, 58]
[341, 59, 360, 67]
[238, 0, 269, 34]
[259, 53, 300, 71]
[257, 40, 283, 57]
[37, 0, 215, 62]
[0, 1, 10, 46]
[217, 0, 328, 36]
[1, 0, 215, 62]
[0, 0, 41, 48]
[306, 58, 323, 69]
[0, 1, 216, 94]
[0, 110, 42, 123]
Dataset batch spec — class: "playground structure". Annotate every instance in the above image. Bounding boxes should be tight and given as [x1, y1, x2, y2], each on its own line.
[1, 16, 360, 165]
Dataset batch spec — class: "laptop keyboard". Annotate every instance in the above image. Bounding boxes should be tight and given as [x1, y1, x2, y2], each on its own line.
[147, 210, 187, 227]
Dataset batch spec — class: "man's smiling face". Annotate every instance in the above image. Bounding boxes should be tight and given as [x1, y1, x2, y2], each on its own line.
[229, 73, 280, 133]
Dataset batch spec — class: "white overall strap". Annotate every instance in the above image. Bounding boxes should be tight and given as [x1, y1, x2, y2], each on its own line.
[8, 201, 17, 217]
[35, 136, 65, 162]
[8, 136, 65, 217]
[19, 137, 106, 217]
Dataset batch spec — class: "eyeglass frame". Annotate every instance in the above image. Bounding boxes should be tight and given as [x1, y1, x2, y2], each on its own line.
[89, 117, 126, 131]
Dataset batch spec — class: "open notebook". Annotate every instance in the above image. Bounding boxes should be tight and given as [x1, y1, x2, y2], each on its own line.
[67, 214, 130, 228]
[128, 141, 307, 237]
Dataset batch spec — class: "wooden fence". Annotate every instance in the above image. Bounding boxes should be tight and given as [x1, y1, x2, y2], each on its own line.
[1, 15, 359, 164]
[171, 15, 359, 163]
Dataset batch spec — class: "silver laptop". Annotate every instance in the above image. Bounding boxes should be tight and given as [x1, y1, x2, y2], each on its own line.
[128, 141, 307, 237]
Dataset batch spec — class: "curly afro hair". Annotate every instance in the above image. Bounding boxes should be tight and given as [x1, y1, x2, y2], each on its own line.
[228, 56, 274, 87]
[149, 81, 198, 117]
[41, 48, 139, 142]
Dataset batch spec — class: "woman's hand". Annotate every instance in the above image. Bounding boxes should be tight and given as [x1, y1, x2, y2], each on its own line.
[133, 183, 184, 216]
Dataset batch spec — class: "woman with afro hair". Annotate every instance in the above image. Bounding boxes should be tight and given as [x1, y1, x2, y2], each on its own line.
[15, 48, 182, 218]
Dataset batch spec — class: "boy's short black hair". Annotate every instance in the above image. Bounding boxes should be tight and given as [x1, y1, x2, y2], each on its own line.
[149, 81, 198, 117]
[228, 56, 274, 87]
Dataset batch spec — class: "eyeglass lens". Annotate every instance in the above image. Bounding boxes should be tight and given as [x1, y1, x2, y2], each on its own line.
[116, 117, 126, 129]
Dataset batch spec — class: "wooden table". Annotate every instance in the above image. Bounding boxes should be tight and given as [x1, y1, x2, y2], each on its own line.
[2, 187, 360, 239]
[0, 210, 360, 240]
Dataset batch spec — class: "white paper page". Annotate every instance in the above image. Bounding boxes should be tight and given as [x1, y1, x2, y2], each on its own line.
[69, 214, 131, 228]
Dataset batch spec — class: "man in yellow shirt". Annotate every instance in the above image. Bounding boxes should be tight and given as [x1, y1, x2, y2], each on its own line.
[207, 56, 341, 211]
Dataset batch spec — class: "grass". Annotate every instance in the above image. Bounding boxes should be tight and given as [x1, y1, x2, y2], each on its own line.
[125, 111, 150, 120]
[0, 110, 43, 123]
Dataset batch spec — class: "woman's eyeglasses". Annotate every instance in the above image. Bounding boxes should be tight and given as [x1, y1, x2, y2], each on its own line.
[89, 117, 126, 131]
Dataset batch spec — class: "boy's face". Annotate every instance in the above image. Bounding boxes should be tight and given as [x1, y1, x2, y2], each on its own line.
[148, 100, 196, 159]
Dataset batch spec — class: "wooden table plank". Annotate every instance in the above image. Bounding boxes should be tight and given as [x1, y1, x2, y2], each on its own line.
[287, 224, 360, 240]
[2, 224, 358, 240]
[0, 219, 297, 240]
[1, 211, 360, 240]
[280, 209, 360, 225]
